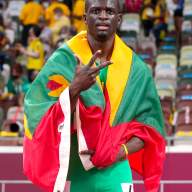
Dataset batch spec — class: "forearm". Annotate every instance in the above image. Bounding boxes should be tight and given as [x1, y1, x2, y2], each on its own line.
[69, 84, 80, 113]
[126, 136, 144, 155]
[23, 49, 40, 58]
[117, 136, 144, 161]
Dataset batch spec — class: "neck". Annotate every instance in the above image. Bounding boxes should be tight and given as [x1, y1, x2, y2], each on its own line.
[87, 33, 115, 61]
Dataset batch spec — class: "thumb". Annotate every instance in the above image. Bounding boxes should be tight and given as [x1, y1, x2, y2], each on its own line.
[74, 54, 81, 66]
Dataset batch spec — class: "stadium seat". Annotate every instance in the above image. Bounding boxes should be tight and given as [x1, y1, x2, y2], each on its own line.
[173, 106, 192, 145]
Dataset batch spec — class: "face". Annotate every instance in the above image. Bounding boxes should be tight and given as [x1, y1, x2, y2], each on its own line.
[29, 28, 36, 40]
[12, 68, 22, 79]
[84, 0, 121, 42]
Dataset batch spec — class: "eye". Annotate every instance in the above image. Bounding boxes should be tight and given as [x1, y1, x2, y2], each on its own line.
[92, 9, 100, 14]
[106, 9, 114, 15]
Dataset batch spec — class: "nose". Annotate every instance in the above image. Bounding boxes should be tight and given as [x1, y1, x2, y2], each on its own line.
[98, 10, 108, 20]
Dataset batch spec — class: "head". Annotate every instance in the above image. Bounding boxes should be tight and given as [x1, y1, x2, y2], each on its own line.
[29, 25, 41, 39]
[54, 7, 64, 20]
[11, 63, 23, 79]
[84, 0, 122, 42]
[38, 18, 48, 29]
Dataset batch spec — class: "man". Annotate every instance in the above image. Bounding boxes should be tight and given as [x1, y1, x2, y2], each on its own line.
[23, 0, 165, 192]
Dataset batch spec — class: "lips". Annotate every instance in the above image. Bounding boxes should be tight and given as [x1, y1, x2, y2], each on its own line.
[96, 23, 110, 30]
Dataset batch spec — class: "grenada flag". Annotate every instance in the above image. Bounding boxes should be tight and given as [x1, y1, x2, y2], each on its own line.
[23, 31, 166, 192]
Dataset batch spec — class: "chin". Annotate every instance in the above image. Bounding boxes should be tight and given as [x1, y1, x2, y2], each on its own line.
[96, 32, 110, 41]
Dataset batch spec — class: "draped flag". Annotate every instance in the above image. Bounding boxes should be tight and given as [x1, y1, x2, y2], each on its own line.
[23, 31, 166, 192]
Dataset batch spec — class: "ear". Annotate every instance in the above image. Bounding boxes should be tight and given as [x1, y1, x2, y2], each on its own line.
[117, 13, 122, 28]
[83, 14, 87, 25]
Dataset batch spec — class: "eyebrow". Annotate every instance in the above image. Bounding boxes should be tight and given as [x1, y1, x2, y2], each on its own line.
[89, 6, 116, 11]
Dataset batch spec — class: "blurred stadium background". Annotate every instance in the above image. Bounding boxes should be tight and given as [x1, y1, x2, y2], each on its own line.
[0, 0, 192, 191]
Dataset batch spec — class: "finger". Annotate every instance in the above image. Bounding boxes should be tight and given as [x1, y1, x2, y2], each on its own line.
[89, 68, 100, 76]
[79, 150, 95, 155]
[98, 61, 113, 70]
[87, 50, 102, 68]
[80, 151, 92, 155]
[74, 54, 81, 66]
[100, 61, 113, 70]
[89, 77, 97, 85]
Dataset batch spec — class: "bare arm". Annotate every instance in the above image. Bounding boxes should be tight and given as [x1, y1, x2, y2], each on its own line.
[81, 136, 145, 162]
[116, 137, 144, 161]
[126, 136, 145, 154]
[19, 47, 40, 58]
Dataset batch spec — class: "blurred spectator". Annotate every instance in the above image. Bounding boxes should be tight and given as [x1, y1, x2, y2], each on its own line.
[9, 40, 28, 67]
[39, 18, 52, 45]
[0, 4, 4, 31]
[4, 19, 15, 45]
[39, 18, 53, 59]
[0, 72, 8, 101]
[17, 25, 44, 82]
[50, 7, 71, 45]
[19, 0, 44, 46]
[0, 52, 10, 84]
[141, 0, 154, 37]
[72, 0, 86, 33]
[45, 0, 70, 27]
[6, 63, 29, 101]
[55, 25, 73, 48]
[153, 0, 168, 46]
[5, 63, 28, 136]
[0, 1, 12, 28]
[0, 64, 24, 126]
[1, 106, 24, 137]
[0, 31, 9, 51]
[173, 0, 184, 47]
[0, 7, 15, 44]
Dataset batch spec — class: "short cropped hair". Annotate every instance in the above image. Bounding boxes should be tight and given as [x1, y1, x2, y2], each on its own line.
[85, 0, 120, 13]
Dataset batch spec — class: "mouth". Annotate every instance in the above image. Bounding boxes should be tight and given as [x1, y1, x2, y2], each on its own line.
[96, 23, 110, 30]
